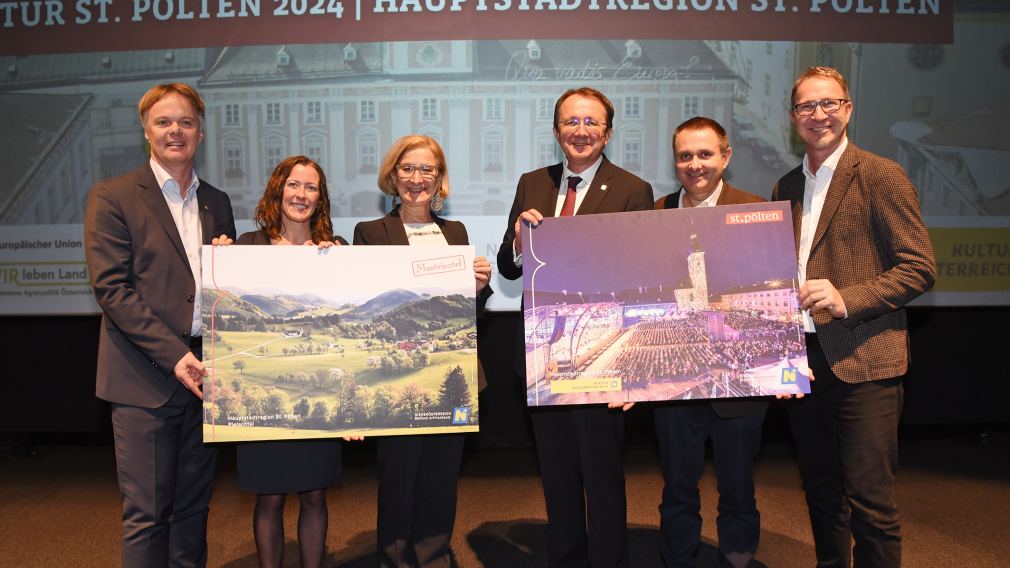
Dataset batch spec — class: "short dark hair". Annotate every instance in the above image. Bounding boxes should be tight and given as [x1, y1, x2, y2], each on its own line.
[674, 116, 729, 154]
[553, 87, 615, 133]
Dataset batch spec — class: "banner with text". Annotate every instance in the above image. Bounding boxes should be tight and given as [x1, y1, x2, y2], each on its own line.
[2, 0, 952, 55]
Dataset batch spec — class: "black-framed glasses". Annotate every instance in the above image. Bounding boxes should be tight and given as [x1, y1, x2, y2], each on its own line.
[396, 163, 439, 180]
[792, 98, 850, 116]
[557, 117, 607, 131]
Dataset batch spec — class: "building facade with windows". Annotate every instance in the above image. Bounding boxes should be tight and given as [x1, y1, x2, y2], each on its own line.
[705, 40, 797, 154]
[719, 282, 798, 318]
[0, 40, 737, 224]
[0, 49, 210, 189]
[198, 40, 736, 219]
[891, 112, 1010, 217]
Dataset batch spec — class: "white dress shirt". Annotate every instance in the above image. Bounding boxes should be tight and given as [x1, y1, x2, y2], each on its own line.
[553, 155, 604, 216]
[797, 137, 848, 332]
[677, 180, 724, 209]
[404, 222, 449, 246]
[150, 157, 204, 336]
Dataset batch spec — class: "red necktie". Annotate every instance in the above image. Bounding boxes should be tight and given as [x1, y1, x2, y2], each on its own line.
[559, 176, 582, 217]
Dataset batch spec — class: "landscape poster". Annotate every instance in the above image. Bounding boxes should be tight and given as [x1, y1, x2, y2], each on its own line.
[522, 201, 810, 406]
[201, 245, 479, 443]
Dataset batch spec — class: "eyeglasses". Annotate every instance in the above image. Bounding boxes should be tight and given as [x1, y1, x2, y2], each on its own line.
[557, 117, 607, 132]
[792, 98, 850, 116]
[396, 163, 439, 180]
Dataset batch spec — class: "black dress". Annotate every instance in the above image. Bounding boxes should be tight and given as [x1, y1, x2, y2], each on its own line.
[233, 229, 346, 494]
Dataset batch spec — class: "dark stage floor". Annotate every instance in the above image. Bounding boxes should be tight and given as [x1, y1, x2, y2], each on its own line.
[1, 430, 1008, 567]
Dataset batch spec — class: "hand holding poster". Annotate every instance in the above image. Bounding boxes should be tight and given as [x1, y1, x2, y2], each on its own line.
[201, 245, 479, 442]
[521, 201, 810, 406]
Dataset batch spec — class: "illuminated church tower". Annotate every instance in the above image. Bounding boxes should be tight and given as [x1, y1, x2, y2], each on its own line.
[675, 219, 710, 311]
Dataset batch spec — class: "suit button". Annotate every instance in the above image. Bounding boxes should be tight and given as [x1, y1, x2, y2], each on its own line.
[186, 295, 195, 303]
[182, 332, 190, 339]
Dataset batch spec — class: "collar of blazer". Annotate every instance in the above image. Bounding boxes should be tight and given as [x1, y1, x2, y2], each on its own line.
[665, 181, 744, 209]
[544, 155, 616, 217]
[135, 164, 200, 274]
[715, 182, 740, 206]
[782, 143, 862, 257]
[808, 143, 860, 255]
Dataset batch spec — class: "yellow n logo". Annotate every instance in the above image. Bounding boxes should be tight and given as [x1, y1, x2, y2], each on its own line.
[452, 408, 469, 424]
[781, 368, 797, 384]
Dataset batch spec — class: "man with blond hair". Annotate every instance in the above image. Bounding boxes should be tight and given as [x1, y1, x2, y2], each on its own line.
[85, 83, 235, 567]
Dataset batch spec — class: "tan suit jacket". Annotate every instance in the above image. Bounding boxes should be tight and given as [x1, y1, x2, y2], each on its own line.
[772, 143, 936, 383]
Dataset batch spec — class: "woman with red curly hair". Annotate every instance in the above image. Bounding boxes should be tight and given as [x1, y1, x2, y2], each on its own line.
[234, 155, 347, 568]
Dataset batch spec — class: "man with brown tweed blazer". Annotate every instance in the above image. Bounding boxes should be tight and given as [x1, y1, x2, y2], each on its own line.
[654, 117, 769, 568]
[773, 67, 935, 568]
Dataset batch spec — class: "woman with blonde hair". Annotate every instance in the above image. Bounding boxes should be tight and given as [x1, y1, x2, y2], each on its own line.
[354, 135, 492, 567]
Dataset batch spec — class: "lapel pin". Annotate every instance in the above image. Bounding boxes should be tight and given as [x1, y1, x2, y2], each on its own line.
[600, 184, 608, 191]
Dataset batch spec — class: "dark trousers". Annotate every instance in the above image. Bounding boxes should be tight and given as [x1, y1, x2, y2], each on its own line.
[110, 384, 217, 568]
[654, 403, 765, 568]
[788, 334, 903, 568]
[376, 434, 465, 568]
[531, 406, 627, 568]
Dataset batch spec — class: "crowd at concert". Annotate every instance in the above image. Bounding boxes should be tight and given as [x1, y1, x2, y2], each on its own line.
[605, 312, 803, 384]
